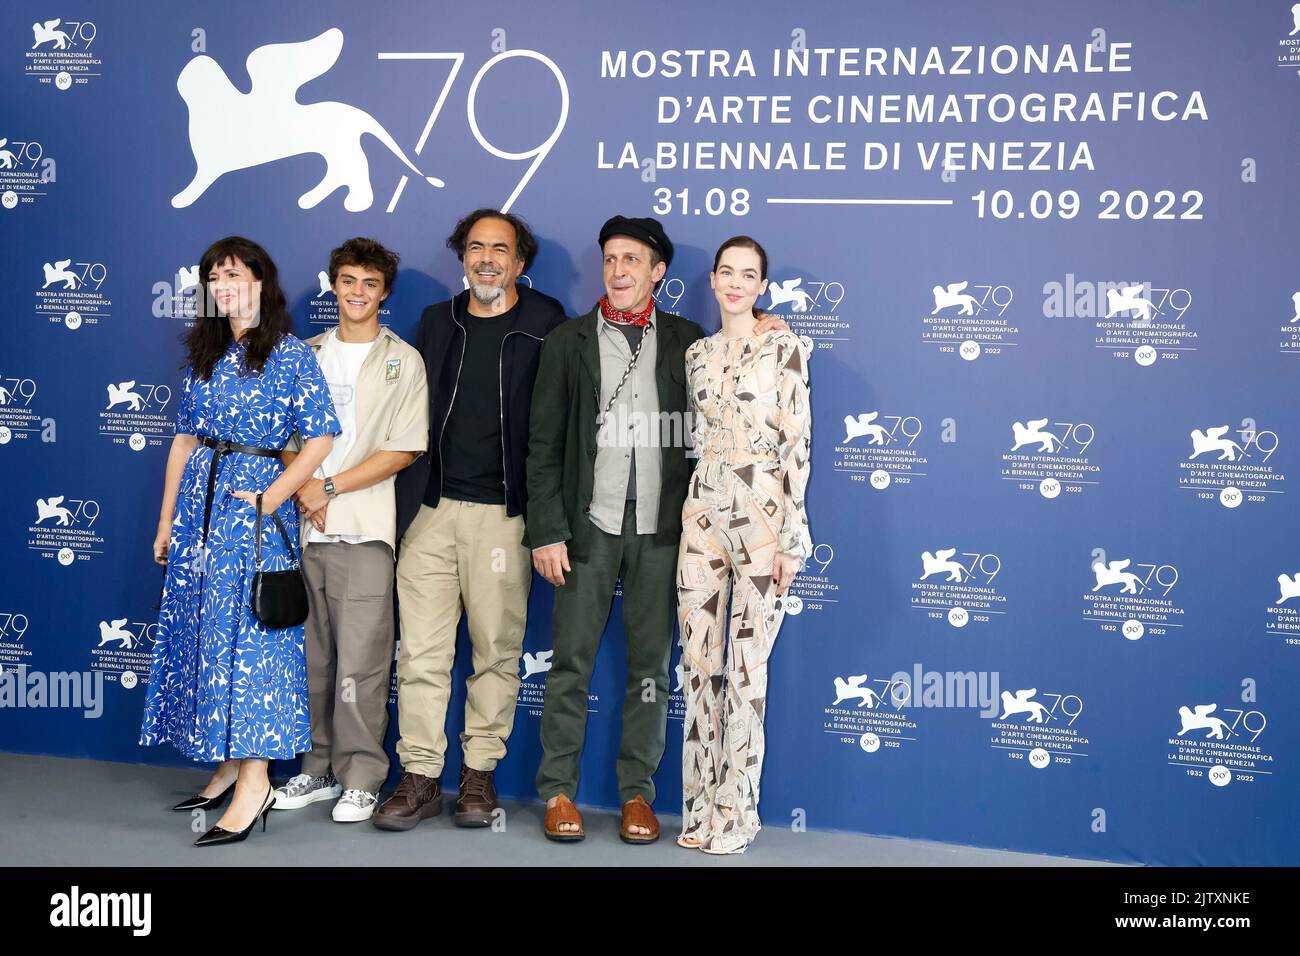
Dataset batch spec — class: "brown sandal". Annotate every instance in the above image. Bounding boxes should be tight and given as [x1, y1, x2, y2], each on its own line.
[621, 794, 660, 845]
[543, 794, 585, 842]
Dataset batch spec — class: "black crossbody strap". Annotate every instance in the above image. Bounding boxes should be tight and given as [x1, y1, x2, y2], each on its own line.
[199, 436, 283, 546]
[595, 324, 651, 432]
[254, 493, 300, 570]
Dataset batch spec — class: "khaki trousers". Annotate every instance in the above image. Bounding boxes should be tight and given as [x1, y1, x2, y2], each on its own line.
[300, 540, 396, 794]
[394, 500, 532, 777]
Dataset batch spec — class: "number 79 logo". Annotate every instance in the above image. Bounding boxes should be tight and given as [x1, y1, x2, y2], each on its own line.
[378, 48, 568, 214]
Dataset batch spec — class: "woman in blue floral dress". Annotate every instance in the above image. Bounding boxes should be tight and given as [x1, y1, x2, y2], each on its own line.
[141, 236, 339, 846]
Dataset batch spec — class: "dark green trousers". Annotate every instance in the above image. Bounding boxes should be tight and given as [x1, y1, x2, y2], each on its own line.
[536, 501, 678, 804]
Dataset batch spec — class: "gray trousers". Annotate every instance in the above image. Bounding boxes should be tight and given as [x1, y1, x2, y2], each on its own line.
[536, 502, 678, 804]
[300, 540, 396, 793]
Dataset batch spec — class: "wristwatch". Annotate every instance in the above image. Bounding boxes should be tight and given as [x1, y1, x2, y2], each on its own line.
[323, 477, 338, 499]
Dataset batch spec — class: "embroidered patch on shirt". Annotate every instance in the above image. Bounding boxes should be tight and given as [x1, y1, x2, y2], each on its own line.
[386, 358, 401, 381]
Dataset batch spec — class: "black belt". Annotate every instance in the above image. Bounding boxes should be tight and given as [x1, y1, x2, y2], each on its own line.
[197, 435, 283, 544]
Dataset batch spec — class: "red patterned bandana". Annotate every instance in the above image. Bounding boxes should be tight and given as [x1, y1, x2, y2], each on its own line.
[599, 295, 653, 327]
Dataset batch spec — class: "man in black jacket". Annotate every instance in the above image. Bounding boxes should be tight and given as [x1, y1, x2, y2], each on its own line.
[376, 209, 566, 832]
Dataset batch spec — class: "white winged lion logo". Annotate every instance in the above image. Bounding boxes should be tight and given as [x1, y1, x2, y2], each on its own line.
[172, 28, 444, 211]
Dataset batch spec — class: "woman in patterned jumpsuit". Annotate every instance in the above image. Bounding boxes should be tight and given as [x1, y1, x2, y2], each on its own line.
[676, 236, 813, 854]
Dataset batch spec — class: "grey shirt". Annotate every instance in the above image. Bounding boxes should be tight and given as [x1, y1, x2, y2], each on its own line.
[591, 311, 661, 535]
[610, 322, 644, 499]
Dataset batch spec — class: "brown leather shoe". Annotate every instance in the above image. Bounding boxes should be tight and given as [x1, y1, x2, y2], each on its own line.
[372, 770, 442, 832]
[620, 794, 660, 845]
[453, 765, 497, 828]
[543, 793, 585, 842]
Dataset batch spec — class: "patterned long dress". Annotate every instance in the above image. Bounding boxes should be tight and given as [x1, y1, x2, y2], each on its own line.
[140, 334, 339, 762]
[677, 329, 813, 851]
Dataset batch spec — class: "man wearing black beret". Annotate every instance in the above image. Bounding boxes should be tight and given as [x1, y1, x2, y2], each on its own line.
[525, 216, 786, 843]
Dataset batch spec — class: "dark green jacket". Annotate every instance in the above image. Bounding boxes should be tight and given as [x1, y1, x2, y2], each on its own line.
[524, 305, 705, 558]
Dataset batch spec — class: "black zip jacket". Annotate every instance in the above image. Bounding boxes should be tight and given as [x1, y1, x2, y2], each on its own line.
[395, 285, 567, 545]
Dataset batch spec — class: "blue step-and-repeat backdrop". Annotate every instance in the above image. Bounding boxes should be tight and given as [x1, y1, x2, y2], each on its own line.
[3, 1, 1298, 866]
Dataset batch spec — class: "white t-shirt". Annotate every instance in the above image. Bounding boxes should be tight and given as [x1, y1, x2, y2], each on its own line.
[308, 334, 378, 546]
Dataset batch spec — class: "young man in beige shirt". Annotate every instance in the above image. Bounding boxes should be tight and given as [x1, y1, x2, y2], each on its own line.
[273, 237, 429, 822]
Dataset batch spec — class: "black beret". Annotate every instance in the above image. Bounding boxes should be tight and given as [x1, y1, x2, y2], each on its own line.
[597, 216, 673, 267]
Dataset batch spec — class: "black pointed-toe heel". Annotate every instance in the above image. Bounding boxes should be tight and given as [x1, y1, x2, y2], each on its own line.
[193, 786, 276, 848]
[172, 779, 236, 812]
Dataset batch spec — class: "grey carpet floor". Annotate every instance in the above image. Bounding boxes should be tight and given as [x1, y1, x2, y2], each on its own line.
[0, 752, 1122, 867]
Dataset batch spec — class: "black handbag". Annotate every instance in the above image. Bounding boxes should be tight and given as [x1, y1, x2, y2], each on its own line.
[249, 492, 309, 629]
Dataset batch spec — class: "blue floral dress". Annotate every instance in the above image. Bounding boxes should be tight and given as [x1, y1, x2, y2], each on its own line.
[140, 334, 339, 761]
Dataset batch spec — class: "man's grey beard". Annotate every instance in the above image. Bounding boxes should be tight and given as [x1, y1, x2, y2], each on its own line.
[469, 282, 504, 305]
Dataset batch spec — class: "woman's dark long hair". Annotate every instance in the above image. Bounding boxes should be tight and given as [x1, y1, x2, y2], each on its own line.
[184, 236, 293, 379]
[712, 235, 769, 279]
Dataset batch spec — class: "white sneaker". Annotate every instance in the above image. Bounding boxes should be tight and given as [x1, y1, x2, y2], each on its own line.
[332, 789, 379, 823]
[273, 773, 342, 810]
